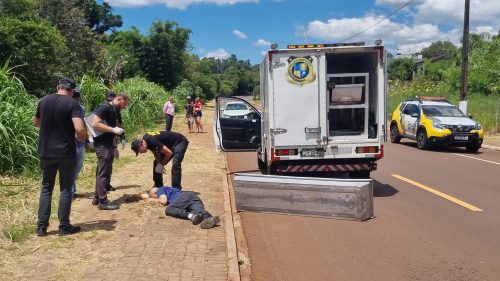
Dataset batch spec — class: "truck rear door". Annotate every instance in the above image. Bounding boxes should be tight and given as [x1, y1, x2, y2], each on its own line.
[270, 51, 325, 147]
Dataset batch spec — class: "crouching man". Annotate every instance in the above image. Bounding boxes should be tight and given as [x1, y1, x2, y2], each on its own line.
[143, 186, 220, 229]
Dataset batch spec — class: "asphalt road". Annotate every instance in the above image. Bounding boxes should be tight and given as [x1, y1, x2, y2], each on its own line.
[225, 142, 500, 281]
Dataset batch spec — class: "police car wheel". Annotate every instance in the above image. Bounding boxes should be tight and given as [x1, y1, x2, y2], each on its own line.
[390, 124, 401, 143]
[416, 129, 428, 150]
[465, 142, 481, 153]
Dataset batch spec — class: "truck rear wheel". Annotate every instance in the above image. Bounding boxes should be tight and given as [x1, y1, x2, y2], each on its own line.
[257, 158, 267, 170]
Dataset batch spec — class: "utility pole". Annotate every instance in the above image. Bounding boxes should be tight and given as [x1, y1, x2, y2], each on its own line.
[459, 0, 470, 114]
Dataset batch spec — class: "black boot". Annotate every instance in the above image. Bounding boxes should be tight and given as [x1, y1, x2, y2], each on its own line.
[98, 199, 119, 210]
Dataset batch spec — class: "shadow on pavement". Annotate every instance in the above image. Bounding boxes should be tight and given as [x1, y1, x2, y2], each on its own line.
[45, 219, 118, 235]
[373, 180, 398, 197]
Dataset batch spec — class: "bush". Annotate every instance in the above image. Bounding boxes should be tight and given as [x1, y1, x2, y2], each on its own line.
[113, 77, 169, 133]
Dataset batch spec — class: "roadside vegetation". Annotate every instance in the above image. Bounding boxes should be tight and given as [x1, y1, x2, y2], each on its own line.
[0, 0, 498, 248]
[388, 34, 500, 133]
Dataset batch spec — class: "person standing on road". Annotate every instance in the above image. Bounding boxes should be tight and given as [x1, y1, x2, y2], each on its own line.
[193, 97, 204, 133]
[33, 78, 86, 236]
[70, 88, 89, 199]
[185, 96, 194, 133]
[131, 130, 189, 189]
[163, 96, 175, 131]
[92, 92, 129, 210]
[142, 186, 220, 229]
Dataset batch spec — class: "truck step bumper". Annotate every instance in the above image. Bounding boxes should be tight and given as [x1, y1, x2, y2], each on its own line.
[234, 173, 373, 221]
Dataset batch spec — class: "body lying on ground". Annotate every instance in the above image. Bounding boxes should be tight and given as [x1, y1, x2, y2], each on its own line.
[142, 186, 220, 229]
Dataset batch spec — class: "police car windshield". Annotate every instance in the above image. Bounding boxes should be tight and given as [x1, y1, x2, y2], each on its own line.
[225, 103, 247, 110]
[422, 105, 466, 117]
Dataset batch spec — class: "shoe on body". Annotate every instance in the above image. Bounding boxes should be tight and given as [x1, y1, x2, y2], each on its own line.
[189, 214, 203, 225]
[200, 216, 220, 229]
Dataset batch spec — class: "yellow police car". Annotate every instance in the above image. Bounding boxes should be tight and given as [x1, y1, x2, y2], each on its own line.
[390, 96, 484, 152]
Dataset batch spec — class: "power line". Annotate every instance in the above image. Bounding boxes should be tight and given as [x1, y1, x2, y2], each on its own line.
[340, 0, 416, 43]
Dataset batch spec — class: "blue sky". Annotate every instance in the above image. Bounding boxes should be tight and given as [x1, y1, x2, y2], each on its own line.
[107, 0, 500, 64]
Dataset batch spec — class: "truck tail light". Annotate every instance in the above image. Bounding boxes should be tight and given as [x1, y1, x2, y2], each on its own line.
[374, 145, 384, 158]
[356, 146, 379, 154]
[275, 149, 298, 156]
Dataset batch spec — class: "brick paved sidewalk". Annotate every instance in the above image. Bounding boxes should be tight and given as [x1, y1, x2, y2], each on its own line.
[76, 109, 235, 280]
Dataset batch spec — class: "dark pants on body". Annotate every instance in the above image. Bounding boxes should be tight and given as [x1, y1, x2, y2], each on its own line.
[95, 143, 115, 200]
[165, 192, 212, 220]
[38, 157, 76, 228]
[153, 140, 188, 189]
[165, 114, 174, 131]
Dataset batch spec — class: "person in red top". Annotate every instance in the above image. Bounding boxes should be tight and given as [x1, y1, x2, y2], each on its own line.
[193, 97, 204, 133]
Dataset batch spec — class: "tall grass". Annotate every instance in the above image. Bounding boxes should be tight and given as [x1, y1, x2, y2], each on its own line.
[389, 79, 500, 133]
[0, 63, 39, 174]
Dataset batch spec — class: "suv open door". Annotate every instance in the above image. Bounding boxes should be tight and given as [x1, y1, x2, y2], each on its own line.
[213, 96, 261, 152]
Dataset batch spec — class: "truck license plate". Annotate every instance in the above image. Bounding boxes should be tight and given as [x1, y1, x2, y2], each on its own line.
[301, 149, 324, 157]
[455, 135, 468, 141]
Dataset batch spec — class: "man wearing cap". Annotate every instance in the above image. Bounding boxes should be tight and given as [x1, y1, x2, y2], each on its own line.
[33, 78, 86, 236]
[131, 130, 189, 189]
[92, 92, 129, 210]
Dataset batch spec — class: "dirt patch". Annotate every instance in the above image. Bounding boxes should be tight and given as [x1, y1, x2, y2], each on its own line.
[0, 101, 228, 280]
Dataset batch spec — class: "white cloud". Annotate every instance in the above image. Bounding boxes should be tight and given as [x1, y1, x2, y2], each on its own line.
[233, 29, 247, 39]
[305, 16, 441, 46]
[205, 48, 230, 59]
[253, 39, 271, 46]
[107, 0, 257, 9]
[302, 0, 500, 55]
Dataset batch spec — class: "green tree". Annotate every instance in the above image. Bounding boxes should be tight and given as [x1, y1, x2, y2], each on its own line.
[76, 0, 123, 34]
[141, 20, 191, 89]
[108, 27, 145, 80]
[388, 57, 415, 81]
[0, 17, 67, 95]
[420, 41, 458, 59]
[0, 0, 36, 20]
[37, 0, 106, 83]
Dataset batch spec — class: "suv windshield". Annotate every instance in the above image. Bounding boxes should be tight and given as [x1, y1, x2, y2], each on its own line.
[225, 103, 247, 110]
[422, 105, 465, 117]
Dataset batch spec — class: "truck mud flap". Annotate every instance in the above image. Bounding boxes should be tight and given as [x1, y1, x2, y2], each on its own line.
[233, 173, 373, 221]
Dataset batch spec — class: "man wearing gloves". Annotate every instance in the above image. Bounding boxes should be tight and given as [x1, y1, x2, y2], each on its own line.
[131, 130, 189, 189]
[92, 92, 129, 210]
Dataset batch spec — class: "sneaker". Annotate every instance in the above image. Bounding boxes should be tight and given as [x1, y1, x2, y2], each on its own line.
[36, 226, 47, 237]
[92, 196, 99, 206]
[189, 214, 203, 225]
[106, 185, 116, 192]
[200, 216, 220, 229]
[58, 224, 81, 236]
[98, 199, 119, 210]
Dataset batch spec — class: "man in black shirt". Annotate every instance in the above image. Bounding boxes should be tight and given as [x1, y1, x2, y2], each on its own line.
[131, 130, 189, 189]
[34, 78, 86, 236]
[91, 92, 129, 210]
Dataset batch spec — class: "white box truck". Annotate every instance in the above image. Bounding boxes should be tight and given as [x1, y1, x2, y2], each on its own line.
[214, 42, 387, 179]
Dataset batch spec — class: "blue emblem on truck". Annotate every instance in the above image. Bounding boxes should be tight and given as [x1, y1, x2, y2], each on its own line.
[287, 56, 316, 86]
